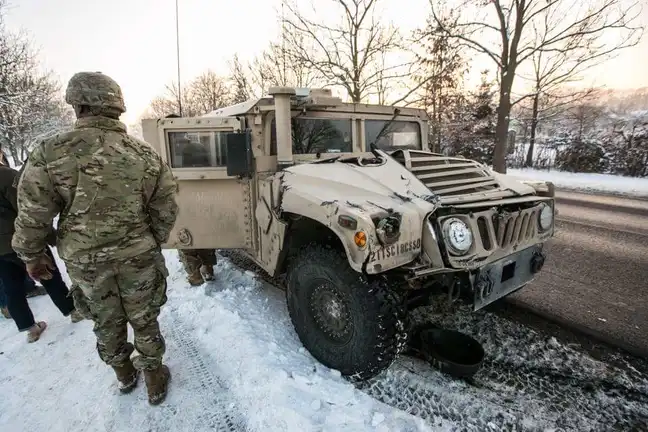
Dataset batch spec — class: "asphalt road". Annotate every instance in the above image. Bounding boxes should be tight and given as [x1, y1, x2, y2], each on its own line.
[507, 189, 648, 358]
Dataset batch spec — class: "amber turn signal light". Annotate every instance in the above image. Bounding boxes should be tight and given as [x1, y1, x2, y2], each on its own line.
[354, 231, 367, 248]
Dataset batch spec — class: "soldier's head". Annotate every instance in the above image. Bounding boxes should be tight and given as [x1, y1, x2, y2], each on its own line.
[65, 71, 126, 120]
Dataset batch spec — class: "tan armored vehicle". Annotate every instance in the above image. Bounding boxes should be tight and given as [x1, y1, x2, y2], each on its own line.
[142, 87, 555, 380]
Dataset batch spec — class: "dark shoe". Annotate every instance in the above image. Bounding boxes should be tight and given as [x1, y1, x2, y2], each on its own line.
[143, 364, 171, 405]
[112, 360, 139, 394]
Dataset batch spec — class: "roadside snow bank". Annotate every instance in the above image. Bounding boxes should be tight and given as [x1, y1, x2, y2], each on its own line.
[508, 168, 648, 198]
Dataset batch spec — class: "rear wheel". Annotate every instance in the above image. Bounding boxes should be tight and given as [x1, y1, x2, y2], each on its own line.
[285, 243, 408, 380]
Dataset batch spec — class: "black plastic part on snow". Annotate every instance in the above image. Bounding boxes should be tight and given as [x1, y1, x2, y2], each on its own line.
[406, 323, 485, 379]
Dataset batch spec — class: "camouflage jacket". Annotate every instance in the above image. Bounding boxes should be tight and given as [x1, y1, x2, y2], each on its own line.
[12, 116, 179, 265]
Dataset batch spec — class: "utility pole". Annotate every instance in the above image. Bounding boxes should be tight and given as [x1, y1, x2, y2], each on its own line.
[175, 0, 183, 116]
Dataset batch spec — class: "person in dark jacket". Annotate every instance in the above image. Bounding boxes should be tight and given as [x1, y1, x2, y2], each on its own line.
[0, 153, 48, 318]
[0, 161, 83, 342]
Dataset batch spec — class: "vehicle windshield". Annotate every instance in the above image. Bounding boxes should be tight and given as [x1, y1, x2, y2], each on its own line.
[364, 119, 421, 151]
[270, 117, 352, 155]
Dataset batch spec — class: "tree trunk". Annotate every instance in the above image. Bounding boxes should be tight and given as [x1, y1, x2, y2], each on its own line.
[435, 102, 442, 153]
[493, 73, 514, 173]
[525, 92, 540, 167]
[9, 147, 20, 167]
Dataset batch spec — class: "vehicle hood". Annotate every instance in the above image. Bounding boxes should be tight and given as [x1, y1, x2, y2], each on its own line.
[281, 156, 438, 215]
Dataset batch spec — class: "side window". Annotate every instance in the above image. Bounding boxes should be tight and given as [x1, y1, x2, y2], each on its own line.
[167, 131, 229, 168]
[364, 120, 421, 151]
[270, 117, 353, 155]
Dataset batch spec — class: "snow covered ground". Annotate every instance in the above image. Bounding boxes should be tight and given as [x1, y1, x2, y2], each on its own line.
[508, 168, 648, 199]
[1, 249, 647, 432]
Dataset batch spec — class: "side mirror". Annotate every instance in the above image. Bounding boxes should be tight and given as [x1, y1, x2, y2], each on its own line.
[226, 130, 253, 178]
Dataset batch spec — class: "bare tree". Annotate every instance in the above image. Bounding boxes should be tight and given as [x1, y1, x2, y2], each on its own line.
[0, 1, 73, 164]
[189, 70, 231, 114]
[564, 95, 607, 141]
[228, 54, 254, 103]
[1, 72, 73, 163]
[429, 0, 645, 173]
[148, 70, 232, 118]
[227, 40, 322, 101]
[148, 82, 191, 117]
[282, 0, 421, 105]
[516, 4, 640, 166]
[253, 40, 321, 90]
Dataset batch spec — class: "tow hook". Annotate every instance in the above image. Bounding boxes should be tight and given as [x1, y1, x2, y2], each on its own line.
[474, 272, 494, 301]
[530, 250, 546, 274]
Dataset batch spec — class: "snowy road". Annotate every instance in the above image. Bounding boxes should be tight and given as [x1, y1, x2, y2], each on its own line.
[1, 249, 648, 431]
[510, 190, 648, 358]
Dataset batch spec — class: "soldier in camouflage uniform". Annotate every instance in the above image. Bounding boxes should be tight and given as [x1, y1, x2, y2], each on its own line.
[12, 71, 179, 405]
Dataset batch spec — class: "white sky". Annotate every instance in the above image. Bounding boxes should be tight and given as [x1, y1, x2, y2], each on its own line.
[4, 0, 647, 125]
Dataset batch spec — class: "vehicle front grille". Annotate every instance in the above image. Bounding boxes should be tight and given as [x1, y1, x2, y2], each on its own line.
[488, 206, 540, 250]
[438, 202, 550, 269]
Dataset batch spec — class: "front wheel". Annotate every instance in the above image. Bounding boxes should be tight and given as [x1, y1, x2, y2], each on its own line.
[285, 243, 408, 380]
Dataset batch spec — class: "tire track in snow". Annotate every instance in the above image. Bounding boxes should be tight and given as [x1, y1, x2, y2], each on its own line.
[162, 307, 250, 432]
[354, 305, 648, 431]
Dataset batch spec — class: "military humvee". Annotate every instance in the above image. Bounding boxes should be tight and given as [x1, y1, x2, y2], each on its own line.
[142, 87, 555, 380]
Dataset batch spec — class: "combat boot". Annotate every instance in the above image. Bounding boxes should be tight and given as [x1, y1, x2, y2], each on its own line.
[200, 265, 215, 282]
[112, 360, 139, 394]
[143, 364, 171, 405]
[186, 270, 204, 286]
[69, 310, 84, 323]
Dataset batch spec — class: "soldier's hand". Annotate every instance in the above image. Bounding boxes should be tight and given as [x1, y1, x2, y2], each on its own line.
[26, 254, 55, 281]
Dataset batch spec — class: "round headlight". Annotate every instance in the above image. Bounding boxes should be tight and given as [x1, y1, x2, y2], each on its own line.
[442, 217, 473, 255]
[539, 203, 553, 231]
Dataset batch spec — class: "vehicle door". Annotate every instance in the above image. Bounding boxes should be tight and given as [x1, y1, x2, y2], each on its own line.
[144, 116, 254, 250]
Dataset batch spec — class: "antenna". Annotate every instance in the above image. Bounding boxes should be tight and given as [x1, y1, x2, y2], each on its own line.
[281, 0, 286, 86]
[175, 0, 183, 116]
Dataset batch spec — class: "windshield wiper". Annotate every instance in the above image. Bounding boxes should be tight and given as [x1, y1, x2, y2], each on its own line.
[312, 155, 341, 164]
[370, 107, 401, 149]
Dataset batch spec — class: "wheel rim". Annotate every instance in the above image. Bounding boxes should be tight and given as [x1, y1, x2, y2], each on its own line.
[309, 279, 353, 344]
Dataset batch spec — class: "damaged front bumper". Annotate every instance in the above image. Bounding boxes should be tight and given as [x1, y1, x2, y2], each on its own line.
[471, 244, 545, 311]
[405, 244, 547, 312]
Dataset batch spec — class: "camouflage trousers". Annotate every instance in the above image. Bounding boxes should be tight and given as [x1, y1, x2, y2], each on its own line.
[178, 249, 216, 276]
[66, 249, 169, 371]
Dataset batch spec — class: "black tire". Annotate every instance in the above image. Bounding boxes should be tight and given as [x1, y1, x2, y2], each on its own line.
[285, 243, 408, 380]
